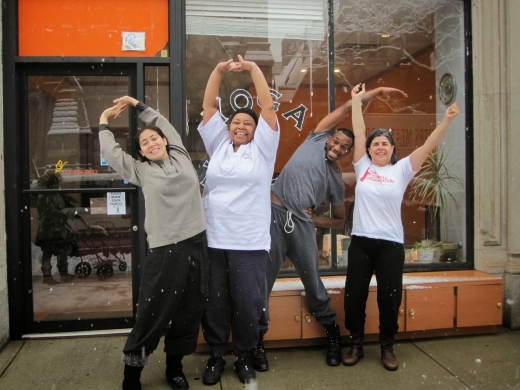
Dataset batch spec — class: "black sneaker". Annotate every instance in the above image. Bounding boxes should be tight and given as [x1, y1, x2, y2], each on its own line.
[202, 356, 226, 386]
[234, 357, 256, 384]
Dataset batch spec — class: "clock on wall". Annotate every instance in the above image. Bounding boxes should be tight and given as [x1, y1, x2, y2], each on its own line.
[439, 73, 456, 105]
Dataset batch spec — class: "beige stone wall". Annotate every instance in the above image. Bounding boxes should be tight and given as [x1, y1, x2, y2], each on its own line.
[0, 4, 11, 347]
[473, 0, 520, 328]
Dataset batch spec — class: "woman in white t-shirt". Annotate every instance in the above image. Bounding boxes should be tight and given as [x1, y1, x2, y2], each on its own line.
[343, 84, 460, 371]
[197, 55, 280, 385]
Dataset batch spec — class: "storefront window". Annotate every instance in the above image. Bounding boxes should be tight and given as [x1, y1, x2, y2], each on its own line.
[186, 0, 467, 274]
[334, 0, 467, 266]
[186, 0, 330, 272]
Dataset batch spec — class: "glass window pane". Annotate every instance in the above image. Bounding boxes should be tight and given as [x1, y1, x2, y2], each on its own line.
[31, 191, 133, 321]
[145, 66, 170, 119]
[28, 75, 131, 190]
[334, 0, 467, 265]
[28, 74, 135, 321]
[186, 0, 331, 272]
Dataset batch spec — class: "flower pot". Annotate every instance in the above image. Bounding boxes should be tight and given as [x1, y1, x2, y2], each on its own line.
[440, 242, 459, 262]
[410, 249, 419, 261]
[418, 248, 438, 263]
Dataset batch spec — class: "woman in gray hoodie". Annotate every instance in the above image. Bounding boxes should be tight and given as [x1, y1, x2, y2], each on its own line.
[100, 96, 207, 390]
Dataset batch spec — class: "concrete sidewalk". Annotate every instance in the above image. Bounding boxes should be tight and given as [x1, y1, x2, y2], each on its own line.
[0, 327, 518, 389]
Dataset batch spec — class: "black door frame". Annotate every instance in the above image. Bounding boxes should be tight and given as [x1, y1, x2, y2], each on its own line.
[16, 63, 141, 334]
[3, 0, 183, 339]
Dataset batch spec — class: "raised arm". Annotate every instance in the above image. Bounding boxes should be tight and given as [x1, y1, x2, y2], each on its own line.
[409, 102, 460, 171]
[202, 59, 234, 126]
[351, 84, 367, 164]
[236, 55, 277, 131]
[315, 86, 408, 132]
[112, 95, 183, 149]
[99, 106, 142, 186]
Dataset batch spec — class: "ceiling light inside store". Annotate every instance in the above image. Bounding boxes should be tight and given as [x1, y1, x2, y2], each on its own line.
[300, 67, 309, 73]
[381, 33, 390, 38]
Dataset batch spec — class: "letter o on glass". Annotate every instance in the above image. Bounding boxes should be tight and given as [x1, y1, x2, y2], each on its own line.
[230, 89, 253, 111]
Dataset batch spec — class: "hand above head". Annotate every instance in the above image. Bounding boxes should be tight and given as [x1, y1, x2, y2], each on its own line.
[234, 54, 256, 72]
[112, 96, 138, 118]
[445, 102, 460, 121]
[99, 105, 119, 124]
[351, 83, 365, 100]
[215, 59, 235, 73]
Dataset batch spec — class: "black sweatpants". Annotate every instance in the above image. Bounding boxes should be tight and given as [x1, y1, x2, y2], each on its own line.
[201, 248, 268, 358]
[122, 232, 207, 366]
[344, 235, 405, 350]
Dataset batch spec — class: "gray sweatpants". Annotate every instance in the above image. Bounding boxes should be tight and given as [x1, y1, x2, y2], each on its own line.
[259, 202, 337, 332]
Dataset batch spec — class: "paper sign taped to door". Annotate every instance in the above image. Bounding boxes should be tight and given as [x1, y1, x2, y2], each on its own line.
[107, 192, 126, 215]
[122, 32, 146, 51]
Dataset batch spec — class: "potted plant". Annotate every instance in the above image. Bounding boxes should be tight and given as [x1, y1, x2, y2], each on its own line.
[411, 240, 441, 263]
[409, 146, 464, 262]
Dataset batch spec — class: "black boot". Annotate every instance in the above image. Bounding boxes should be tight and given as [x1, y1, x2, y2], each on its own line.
[41, 258, 59, 285]
[122, 365, 143, 390]
[249, 331, 269, 371]
[323, 323, 342, 366]
[165, 354, 189, 390]
[42, 276, 60, 285]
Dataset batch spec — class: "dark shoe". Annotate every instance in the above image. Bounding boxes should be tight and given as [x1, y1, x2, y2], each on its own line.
[323, 323, 342, 366]
[43, 276, 60, 285]
[60, 274, 75, 283]
[166, 354, 189, 389]
[122, 365, 143, 390]
[249, 331, 269, 371]
[343, 346, 364, 366]
[202, 356, 226, 386]
[381, 349, 398, 371]
[234, 357, 256, 384]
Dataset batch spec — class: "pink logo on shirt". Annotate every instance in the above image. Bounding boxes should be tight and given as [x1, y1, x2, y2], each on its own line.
[360, 167, 395, 185]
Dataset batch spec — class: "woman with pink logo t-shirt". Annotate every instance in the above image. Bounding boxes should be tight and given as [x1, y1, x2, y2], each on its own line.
[343, 84, 460, 371]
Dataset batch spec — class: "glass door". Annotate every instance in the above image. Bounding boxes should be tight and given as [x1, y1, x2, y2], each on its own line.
[20, 64, 140, 332]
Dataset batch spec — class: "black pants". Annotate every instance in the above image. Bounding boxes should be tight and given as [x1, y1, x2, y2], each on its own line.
[344, 235, 405, 350]
[201, 248, 268, 358]
[122, 232, 207, 366]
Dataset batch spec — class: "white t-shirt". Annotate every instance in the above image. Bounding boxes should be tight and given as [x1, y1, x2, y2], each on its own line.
[198, 111, 280, 250]
[352, 154, 417, 244]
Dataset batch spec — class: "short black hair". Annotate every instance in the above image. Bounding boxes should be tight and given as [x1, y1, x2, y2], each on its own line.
[365, 128, 397, 165]
[336, 127, 354, 142]
[229, 108, 259, 127]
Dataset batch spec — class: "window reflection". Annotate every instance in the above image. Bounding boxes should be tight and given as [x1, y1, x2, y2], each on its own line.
[28, 74, 134, 321]
[186, 0, 467, 270]
[28, 75, 131, 190]
[334, 0, 467, 264]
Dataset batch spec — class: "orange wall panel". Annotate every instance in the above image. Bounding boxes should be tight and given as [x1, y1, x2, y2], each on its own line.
[19, 0, 168, 57]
